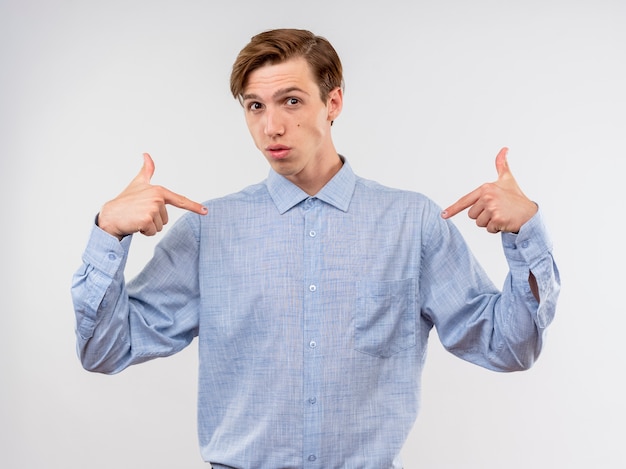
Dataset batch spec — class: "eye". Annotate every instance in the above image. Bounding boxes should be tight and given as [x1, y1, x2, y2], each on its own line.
[286, 97, 300, 106]
[248, 102, 263, 112]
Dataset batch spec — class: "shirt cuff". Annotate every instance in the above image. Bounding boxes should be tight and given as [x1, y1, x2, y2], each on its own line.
[501, 208, 553, 266]
[81, 220, 132, 278]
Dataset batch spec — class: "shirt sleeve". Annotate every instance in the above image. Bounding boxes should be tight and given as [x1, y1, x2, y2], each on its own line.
[420, 204, 560, 372]
[71, 215, 201, 374]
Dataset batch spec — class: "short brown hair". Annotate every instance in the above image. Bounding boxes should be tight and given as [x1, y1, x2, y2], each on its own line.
[230, 28, 344, 104]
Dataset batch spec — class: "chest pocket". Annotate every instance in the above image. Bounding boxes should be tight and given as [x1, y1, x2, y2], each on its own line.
[355, 278, 417, 358]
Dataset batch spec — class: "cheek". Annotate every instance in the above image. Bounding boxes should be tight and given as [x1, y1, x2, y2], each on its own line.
[246, 120, 263, 142]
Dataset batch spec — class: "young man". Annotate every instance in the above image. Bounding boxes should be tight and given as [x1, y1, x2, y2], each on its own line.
[72, 29, 560, 468]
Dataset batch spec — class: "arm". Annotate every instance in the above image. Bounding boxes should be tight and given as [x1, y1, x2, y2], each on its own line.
[421, 205, 559, 372]
[71, 154, 207, 373]
[423, 148, 560, 371]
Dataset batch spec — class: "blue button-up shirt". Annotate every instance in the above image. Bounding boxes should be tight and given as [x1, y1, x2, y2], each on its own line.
[72, 159, 559, 469]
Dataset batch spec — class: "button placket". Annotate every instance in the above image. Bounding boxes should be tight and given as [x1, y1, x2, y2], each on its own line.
[302, 196, 322, 466]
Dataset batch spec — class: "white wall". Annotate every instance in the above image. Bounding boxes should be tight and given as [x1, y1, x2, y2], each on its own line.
[2, 0, 624, 467]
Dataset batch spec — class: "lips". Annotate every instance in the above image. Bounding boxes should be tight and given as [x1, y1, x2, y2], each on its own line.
[266, 145, 291, 159]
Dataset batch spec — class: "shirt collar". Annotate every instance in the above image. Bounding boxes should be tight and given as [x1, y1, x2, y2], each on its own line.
[266, 156, 356, 214]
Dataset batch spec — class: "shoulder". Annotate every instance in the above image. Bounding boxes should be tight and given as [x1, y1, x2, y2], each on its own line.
[204, 181, 269, 208]
[176, 181, 271, 232]
[354, 175, 440, 213]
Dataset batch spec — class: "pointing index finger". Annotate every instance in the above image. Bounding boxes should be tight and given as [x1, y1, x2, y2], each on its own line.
[441, 188, 480, 219]
[162, 188, 208, 215]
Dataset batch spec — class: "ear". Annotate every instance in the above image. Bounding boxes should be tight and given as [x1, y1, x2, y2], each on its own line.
[327, 87, 343, 123]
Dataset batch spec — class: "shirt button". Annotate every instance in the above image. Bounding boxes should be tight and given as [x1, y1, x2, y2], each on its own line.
[309, 340, 317, 348]
[108, 253, 116, 261]
[521, 241, 529, 248]
[309, 284, 317, 292]
[308, 454, 317, 462]
[309, 230, 317, 237]
[309, 397, 317, 404]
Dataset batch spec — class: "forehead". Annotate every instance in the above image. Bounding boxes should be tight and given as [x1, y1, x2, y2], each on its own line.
[243, 57, 318, 98]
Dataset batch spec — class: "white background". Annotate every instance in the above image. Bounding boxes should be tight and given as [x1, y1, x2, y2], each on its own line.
[2, 0, 625, 467]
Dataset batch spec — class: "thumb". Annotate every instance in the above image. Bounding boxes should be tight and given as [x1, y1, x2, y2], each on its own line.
[135, 152, 156, 184]
[495, 147, 511, 180]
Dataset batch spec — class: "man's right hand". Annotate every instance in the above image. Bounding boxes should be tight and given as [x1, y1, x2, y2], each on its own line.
[97, 153, 208, 240]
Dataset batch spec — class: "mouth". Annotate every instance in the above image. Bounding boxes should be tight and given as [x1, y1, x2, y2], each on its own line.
[266, 144, 291, 160]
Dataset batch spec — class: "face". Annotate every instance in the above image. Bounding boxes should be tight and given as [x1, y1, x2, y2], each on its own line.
[242, 57, 343, 193]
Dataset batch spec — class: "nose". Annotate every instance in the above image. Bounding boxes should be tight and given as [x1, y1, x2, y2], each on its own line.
[264, 109, 285, 137]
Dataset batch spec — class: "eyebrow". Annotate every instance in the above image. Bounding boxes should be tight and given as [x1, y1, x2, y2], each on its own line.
[242, 86, 310, 102]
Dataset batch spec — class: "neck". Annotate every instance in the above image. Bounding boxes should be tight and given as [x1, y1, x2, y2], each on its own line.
[291, 152, 343, 195]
